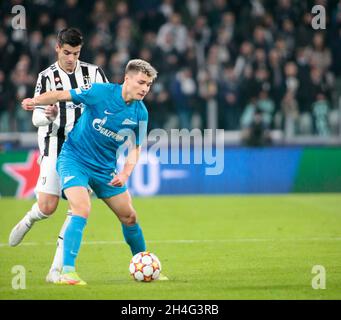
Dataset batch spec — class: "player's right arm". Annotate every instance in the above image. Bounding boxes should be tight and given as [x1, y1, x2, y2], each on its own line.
[22, 83, 107, 111]
[31, 73, 59, 126]
[22, 90, 72, 111]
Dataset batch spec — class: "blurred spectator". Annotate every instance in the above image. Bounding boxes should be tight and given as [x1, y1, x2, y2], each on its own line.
[284, 61, 299, 96]
[93, 51, 107, 70]
[108, 50, 129, 82]
[241, 108, 272, 147]
[295, 13, 314, 47]
[295, 48, 313, 120]
[159, 0, 175, 20]
[36, 11, 53, 38]
[0, 29, 16, 73]
[331, 26, 341, 108]
[234, 41, 254, 78]
[147, 81, 174, 130]
[156, 12, 188, 54]
[114, 18, 136, 53]
[218, 64, 240, 130]
[274, 0, 298, 26]
[90, 0, 112, 26]
[277, 91, 299, 138]
[279, 18, 296, 55]
[132, 0, 165, 33]
[239, 65, 259, 108]
[206, 0, 230, 31]
[253, 48, 267, 70]
[27, 30, 44, 71]
[60, 0, 86, 31]
[197, 69, 218, 129]
[54, 18, 68, 34]
[10, 55, 35, 131]
[240, 89, 274, 131]
[257, 90, 275, 128]
[268, 48, 285, 111]
[184, 0, 201, 21]
[170, 68, 197, 129]
[191, 15, 211, 67]
[0, 69, 13, 132]
[312, 93, 331, 136]
[252, 26, 272, 52]
[310, 32, 332, 73]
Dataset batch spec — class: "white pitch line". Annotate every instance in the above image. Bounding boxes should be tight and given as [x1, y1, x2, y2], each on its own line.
[1, 237, 341, 248]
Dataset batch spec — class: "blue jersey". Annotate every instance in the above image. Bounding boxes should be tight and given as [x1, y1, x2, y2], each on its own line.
[61, 83, 148, 171]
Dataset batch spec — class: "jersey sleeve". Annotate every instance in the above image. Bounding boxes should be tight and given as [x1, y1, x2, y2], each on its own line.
[32, 73, 53, 126]
[135, 104, 149, 146]
[34, 73, 51, 97]
[70, 83, 107, 106]
[95, 67, 109, 83]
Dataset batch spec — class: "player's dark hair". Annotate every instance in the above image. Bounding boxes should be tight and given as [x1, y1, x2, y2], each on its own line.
[57, 28, 83, 47]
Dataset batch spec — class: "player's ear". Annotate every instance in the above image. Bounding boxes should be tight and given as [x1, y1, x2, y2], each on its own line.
[55, 43, 61, 54]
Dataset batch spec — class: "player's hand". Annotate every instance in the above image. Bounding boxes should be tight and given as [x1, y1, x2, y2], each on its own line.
[45, 104, 59, 121]
[109, 172, 129, 187]
[21, 98, 35, 111]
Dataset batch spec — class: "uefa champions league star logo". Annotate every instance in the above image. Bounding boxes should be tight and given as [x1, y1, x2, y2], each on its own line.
[3, 151, 40, 198]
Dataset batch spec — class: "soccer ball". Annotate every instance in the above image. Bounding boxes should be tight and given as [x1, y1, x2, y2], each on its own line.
[129, 251, 161, 282]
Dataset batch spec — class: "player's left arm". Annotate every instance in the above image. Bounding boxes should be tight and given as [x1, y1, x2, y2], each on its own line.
[110, 105, 148, 187]
[110, 146, 141, 187]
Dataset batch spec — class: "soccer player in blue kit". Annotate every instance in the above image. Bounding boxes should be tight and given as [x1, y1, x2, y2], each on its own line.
[21, 59, 162, 285]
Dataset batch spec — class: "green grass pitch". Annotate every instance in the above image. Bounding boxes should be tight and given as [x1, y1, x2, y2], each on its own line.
[0, 194, 340, 300]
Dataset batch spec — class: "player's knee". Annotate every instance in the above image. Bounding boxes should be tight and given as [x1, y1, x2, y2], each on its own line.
[71, 204, 91, 218]
[122, 209, 137, 226]
[37, 199, 58, 215]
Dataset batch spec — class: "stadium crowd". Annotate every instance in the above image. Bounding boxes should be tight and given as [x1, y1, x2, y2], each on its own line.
[0, 0, 341, 138]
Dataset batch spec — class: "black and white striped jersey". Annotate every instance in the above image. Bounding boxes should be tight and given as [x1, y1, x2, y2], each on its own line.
[33, 60, 108, 157]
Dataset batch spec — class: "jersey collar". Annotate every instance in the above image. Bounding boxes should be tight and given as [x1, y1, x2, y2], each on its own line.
[56, 60, 80, 75]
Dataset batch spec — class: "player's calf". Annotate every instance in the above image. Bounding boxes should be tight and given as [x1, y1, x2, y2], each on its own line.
[122, 221, 146, 256]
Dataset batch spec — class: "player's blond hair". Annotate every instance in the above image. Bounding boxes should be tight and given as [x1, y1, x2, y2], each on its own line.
[125, 59, 158, 80]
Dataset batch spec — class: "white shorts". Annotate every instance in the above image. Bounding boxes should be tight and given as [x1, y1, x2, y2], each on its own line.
[35, 155, 61, 197]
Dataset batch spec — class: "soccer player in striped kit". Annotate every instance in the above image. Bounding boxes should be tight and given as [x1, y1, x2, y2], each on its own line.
[9, 28, 108, 282]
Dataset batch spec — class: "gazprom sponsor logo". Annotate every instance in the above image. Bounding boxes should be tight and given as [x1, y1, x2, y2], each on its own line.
[92, 117, 125, 142]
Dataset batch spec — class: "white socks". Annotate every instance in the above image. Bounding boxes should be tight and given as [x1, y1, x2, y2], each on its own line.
[50, 211, 72, 272]
[25, 203, 49, 226]
[24, 203, 73, 273]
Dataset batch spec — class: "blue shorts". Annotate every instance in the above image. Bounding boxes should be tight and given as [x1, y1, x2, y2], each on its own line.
[56, 153, 127, 199]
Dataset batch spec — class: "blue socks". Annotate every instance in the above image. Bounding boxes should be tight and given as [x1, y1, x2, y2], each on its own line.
[63, 215, 87, 273]
[62, 216, 144, 273]
[122, 223, 146, 255]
